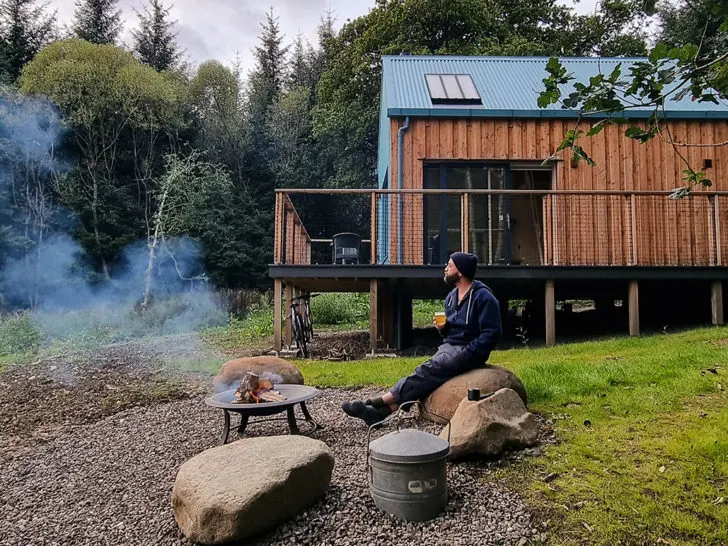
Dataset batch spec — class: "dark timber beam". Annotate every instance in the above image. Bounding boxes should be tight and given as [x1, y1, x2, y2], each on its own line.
[711, 281, 724, 325]
[369, 279, 379, 351]
[274, 279, 282, 352]
[269, 264, 728, 282]
[629, 280, 640, 336]
[545, 279, 555, 347]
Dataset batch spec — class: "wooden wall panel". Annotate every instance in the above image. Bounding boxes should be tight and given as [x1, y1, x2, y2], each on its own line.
[388, 118, 728, 266]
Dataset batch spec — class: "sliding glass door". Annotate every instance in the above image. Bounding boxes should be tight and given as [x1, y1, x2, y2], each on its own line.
[424, 164, 512, 265]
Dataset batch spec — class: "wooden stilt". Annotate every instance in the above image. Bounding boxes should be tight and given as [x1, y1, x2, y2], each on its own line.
[628, 280, 640, 336]
[369, 279, 379, 351]
[274, 279, 282, 352]
[284, 284, 293, 347]
[545, 279, 555, 347]
[381, 284, 395, 348]
[711, 281, 724, 325]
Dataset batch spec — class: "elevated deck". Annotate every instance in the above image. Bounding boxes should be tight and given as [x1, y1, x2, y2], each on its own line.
[270, 189, 728, 351]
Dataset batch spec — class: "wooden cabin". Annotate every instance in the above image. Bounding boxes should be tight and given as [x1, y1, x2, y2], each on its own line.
[270, 55, 728, 351]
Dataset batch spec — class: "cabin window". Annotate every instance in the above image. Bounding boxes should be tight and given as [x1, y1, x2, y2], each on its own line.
[424, 164, 507, 264]
[423, 164, 551, 266]
[425, 74, 482, 105]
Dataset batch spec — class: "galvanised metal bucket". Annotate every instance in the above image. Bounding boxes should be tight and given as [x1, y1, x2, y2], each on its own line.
[367, 402, 451, 522]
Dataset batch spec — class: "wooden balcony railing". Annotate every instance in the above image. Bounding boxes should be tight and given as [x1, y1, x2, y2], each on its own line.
[274, 193, 311, 265]
[274, 189, 728, 267]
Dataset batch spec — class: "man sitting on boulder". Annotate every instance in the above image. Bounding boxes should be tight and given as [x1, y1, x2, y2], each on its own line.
[342, 251, 502, 426]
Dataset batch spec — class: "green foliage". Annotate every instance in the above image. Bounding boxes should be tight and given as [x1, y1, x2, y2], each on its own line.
[658, 0, 728, 62]
[310, 292, 369, 327]
[20, 39, 186, 130]
[0, 0, 672, 299]
[0, 312, 41, 355]
[412, 299, 441, 327]
[18, 38, 187, 279]
[539, 0, 728, 196]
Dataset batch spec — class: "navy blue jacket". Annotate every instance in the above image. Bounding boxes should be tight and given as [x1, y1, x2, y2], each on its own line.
[441, 280, 501, 364]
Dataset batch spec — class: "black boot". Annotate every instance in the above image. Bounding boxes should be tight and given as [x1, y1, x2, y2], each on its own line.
[341, 400, 392, 426]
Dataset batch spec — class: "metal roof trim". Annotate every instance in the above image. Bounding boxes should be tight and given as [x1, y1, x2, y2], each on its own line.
[387, 108, 728, 120]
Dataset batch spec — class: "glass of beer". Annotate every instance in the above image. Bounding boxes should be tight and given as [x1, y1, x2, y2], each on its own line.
[434, 312, 446, 327]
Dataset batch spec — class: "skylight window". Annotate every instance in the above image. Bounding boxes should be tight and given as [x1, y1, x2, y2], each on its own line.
[425, 74, 481, 105]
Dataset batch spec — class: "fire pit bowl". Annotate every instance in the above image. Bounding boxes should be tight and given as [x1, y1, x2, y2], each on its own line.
[204, 384, 321, 444]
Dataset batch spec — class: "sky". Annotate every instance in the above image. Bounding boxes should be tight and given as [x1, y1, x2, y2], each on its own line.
[52, 0, 607, 74]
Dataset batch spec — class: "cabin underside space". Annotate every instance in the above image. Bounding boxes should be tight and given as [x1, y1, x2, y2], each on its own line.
[270, 266, 727, 351]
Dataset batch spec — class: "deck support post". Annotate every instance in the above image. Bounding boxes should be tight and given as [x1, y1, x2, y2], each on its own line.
[381, 283, 395, 348]
[394, 282, 413, 350]
[628, 280, 640, 336]
[369, 280, 379, 351]
[284, 284, 293, 347]
[711, 281, 724, 325]
[274, 279, 283, 352]
[545, 279, 555, 347]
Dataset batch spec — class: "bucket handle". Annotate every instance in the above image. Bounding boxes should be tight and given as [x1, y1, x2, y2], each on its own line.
[365, 400, 451, 471]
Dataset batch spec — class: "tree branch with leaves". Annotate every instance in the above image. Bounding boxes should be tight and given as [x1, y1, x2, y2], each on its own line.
[539, 12, 728, 198]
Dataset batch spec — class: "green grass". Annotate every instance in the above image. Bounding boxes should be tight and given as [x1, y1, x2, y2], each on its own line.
[201, 307, 275, 353]
[293, 326, 728, 545]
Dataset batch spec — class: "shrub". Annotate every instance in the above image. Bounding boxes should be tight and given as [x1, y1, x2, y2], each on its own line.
[412, 299, 442, 327]
[0, 313, 42, 355]
[310, 293, 369, 327]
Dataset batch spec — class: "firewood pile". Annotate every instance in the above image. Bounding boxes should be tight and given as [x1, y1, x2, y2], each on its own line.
[231, 372, 287, 404]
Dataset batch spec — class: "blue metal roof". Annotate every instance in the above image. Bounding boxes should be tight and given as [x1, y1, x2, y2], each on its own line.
[382, 55, 728, 119]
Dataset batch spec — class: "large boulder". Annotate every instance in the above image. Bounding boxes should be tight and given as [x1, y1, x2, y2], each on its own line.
[441, 388, 539, 460]
[172, 436, 334, 545]
[213, 356, 304, 392]
[422, 365, 527, 424]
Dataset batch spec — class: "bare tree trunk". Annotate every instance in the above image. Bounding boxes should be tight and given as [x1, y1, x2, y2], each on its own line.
[142, 186, 169, 309]
[91, 177, 111, 280]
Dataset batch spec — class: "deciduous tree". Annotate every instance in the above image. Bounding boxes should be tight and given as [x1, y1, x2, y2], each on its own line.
[539, 0, 727, 196]
[20, 39, 186, 277]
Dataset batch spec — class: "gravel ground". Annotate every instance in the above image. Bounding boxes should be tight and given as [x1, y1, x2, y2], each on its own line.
[0, 348, 547, 546]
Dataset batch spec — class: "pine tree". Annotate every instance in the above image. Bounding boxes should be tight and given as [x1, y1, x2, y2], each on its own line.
[131, 0, 181, 72]
[252, 7, 289, 97]
[246, 6, 290, 166]
[308, 10, 335, 93]
[287, 34, 312, 90]
[72, 0, 121, 45]
[0, 0, 55, 82]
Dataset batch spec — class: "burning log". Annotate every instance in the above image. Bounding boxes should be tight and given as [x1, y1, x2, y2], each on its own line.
[231, 372, 287, 404]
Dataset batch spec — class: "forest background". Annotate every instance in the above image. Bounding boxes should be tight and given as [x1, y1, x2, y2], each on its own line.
[0, 0, 724, 314]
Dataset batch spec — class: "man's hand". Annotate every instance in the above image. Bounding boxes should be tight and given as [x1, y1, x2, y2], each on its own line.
[433, 318, 446, 331]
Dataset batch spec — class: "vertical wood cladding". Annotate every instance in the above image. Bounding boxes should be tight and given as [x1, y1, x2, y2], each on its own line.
[388, 118, 728, 266]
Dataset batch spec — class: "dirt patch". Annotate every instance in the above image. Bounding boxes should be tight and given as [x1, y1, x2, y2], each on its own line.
[0, 339, 215, 462]
[305, 330, 372, 360]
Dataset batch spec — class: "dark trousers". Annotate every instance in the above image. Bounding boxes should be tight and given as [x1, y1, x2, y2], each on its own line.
[390, 343, 474, 403]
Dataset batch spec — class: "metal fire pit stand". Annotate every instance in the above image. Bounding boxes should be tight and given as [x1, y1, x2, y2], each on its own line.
[205, 385, 322, 445]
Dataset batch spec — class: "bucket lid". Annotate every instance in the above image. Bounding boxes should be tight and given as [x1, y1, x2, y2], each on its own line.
[368, 429, 450, 463]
